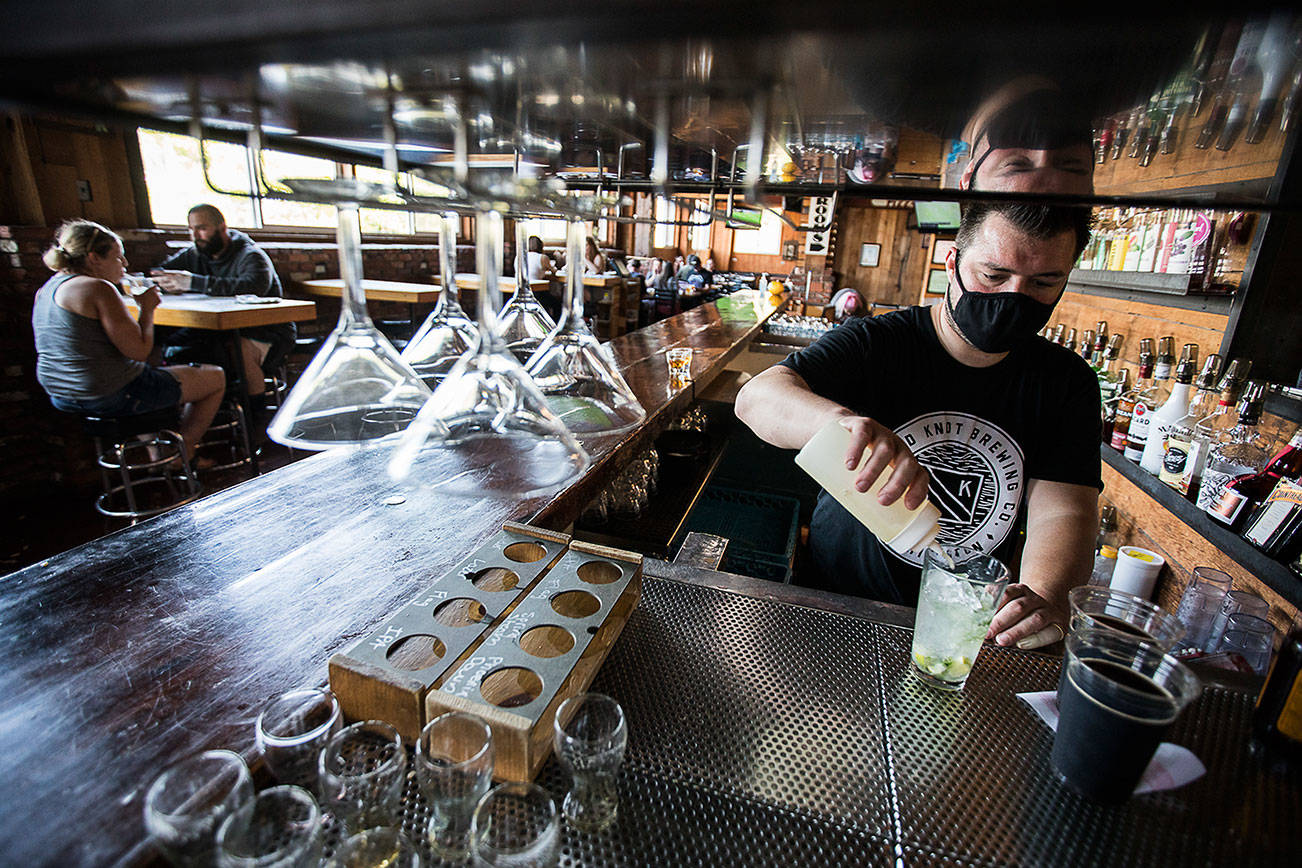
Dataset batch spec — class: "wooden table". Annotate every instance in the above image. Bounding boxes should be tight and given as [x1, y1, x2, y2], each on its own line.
[0, 294, 783, 866]
[297, 278, 441, 305]
[125, 293, 317, 471]
[443, 273, 551, 294]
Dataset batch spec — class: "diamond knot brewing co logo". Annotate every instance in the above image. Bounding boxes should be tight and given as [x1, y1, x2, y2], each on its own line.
[893, 412, 1024, 566]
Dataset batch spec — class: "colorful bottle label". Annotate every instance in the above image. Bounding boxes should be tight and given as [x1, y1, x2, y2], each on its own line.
[1124, 402, 1153, 460]
[1159, 437, 1191, 489]
[1198, 459, 1254, 513]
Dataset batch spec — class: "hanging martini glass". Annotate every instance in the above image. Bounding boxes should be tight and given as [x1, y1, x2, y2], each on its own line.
[524, 219, 645, 437]
[401, 213, 479, 386]
[267, 203, 431, 449]
[388, 209, 588, 496]
[496, 220, 556, 363]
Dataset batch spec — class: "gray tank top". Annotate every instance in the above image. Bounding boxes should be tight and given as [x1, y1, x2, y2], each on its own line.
[32, 273, 146, 400]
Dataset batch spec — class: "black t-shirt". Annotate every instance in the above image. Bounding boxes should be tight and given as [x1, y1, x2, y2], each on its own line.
[780, 306, 1102, 606]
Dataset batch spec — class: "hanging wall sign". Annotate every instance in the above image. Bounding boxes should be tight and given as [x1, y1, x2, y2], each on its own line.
[804, 196, 833, 257]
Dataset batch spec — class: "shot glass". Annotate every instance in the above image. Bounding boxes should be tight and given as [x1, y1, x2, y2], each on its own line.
[318, 721, 408, 835]
[1067, 586, 1187, 650]
[1052, 627, 1201, 803]
[144, 749, 255, 867]
[552, 693, 627, 832]
[666, 348, 693, 389]
[1174, 567, 1232, 652]
[415, 712, 494, 859]
[215, 785, 322, 868]
[471, 782, 559, 868]
[910, 548, 1010, 691]
[255, 688, 341, 791]
[1215, 612, 1276, 675]
[322, 826, 422, 868]
[1207, 589, 1271, 653]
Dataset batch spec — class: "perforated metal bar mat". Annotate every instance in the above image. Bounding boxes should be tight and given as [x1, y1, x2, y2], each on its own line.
[318, 578, 1298, 866]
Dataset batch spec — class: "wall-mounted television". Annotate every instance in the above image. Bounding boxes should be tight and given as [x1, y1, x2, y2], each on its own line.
[914, 201, 961, 232]
[726, 204, 764, 230]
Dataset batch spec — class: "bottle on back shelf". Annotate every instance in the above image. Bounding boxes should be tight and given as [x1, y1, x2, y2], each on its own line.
[1118, 339, 1159, 460]
[1246, 13, 1296, 144]
[1064, 327, 1079, 354]
[1079, 329, 1096, 363]
[1199, 381, 1273, 526]
[1050, 324, 1066, 346]
[1090, 504, 1122, 586]
[1241, 475, 1302, 561]
[1141, 343, 1199, 475]
[1159, 353, 1224, 495]
[1090, 322, 1109, 368]
[1103, 369, 1130, 446]
[1217, 426, 1302, 537]
[1151, 336, 1178, 401]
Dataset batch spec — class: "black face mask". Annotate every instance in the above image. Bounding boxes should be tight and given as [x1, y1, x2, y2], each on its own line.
[946, 250, 1059, 353]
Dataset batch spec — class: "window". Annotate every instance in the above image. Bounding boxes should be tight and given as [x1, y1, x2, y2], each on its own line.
[137, 129, 437, 235]
[731, 207, 784, 255]
[138, 129, 255, 227]
[653, 196, 675, 249]
[690, 199, 712, 252]
[518, 217, 569, 244]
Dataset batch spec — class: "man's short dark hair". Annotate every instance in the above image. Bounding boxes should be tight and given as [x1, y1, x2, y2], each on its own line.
[956, 201, 1092, 262]
[188, 203, 226, 225]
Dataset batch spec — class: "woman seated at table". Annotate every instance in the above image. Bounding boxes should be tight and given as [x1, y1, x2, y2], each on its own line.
[32, 220, 226, 461]
[584, 237, 607, 274]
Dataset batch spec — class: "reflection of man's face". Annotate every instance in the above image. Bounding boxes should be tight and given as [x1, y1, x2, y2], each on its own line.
[188, 212, 229, 258]
[962, 144, 1094, 195]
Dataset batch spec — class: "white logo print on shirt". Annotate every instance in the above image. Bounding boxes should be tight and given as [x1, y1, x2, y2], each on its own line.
[892, 411, 1025, 566]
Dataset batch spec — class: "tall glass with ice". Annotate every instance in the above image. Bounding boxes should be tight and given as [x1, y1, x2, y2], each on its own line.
[911, 548, 1011, 691]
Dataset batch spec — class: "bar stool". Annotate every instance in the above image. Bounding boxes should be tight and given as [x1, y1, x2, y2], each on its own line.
[199, 396, 255, 473]
[79, 408, 201, 521]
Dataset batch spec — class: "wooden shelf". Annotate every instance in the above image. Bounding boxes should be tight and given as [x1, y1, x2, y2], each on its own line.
[1101, 444, 1302, 612]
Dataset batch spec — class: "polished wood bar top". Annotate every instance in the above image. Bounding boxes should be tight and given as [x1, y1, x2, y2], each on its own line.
[0, 293, 784, 866]
[296, 278, 442, 304]
[125, 292, 317, 330]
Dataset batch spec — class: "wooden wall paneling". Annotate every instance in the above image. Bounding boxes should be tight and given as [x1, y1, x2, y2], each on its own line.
[1100, 461, 1297, 645]
[0, 114, 45, 225]
[1053, 291, 1229, 366]
[891, 127, 944, 178]
[831, 204, 926, 308]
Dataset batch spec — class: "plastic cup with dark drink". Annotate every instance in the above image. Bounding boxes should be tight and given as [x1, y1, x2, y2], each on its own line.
[1051, 627, 1201, 803]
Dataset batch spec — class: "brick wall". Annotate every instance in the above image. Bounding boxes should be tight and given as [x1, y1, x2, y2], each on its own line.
[0, 225, 470, 508]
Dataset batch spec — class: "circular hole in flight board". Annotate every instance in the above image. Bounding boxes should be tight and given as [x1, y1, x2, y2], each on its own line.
[550, 590, 602, 619]
[469, 567, 520, 592]
[386, 634, 447, 671]
[519, 625, 576, 658]
[575, 560, 622, 584]
[433, 598, 488, 628]
[503, 542, 548, 563]
[480, 667, 544, 708]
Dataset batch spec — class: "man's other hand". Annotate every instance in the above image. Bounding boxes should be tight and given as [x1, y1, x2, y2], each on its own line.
[150, 269, 193, 294]
[987, 583, 1066, 649]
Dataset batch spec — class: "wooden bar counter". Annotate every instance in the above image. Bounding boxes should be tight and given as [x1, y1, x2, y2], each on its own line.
[0, 293, 783, 866]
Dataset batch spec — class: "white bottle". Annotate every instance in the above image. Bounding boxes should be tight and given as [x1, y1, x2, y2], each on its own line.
[795, 419, 943, 554]
[1140, 345, 1198, 475]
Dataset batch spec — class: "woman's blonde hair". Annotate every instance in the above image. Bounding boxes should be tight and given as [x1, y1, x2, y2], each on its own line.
[42, 220, 122, 273]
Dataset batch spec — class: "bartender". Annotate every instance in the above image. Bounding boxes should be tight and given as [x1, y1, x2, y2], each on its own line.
[735, 200, 1101, 650]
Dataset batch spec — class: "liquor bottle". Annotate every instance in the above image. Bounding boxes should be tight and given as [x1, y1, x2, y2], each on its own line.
[1141, 89, 1169, 167]
[1281, 66, 1302, 136]
[1128, 95, 1155, 158]
[1064, 327, 1079, 355]
[1091, 322, 1109, 367]
[1253, 626, 1302, 757]
[1199, 381, 1272, 524]
[1188, 211, 1218, 289]
[1245, 12, 1294, 144]
[1123, 342, 1163, 461]
[1111, 338, 1155, 453]
[1094, 117, 1114, 164]
[1159, 353, 1224, 495]
[1140, 343, 1199, 475]
[1102, 369, 1130, 446]
[1050, 324, 1066, 346]
[1195, 21, 1246, 149]
[1188, 23, 1220, 118]
[1096, 333, 1125, 394]
[1090, 504, 1121, 586]
[1153, 336, 1177, 381]
[1155, 209, 1180, 272]
[1217, 17, 1269, 151]
[1165, 211, 1198, 275]
[1241, 477, 1302, 560]
[1122, 216, 1145, 270]
[1111, 108, 1136, 161]
[1216, 427, 1302, 533]
[1079, 330, 1096, 363]
[1107, 214, 1130, 270]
